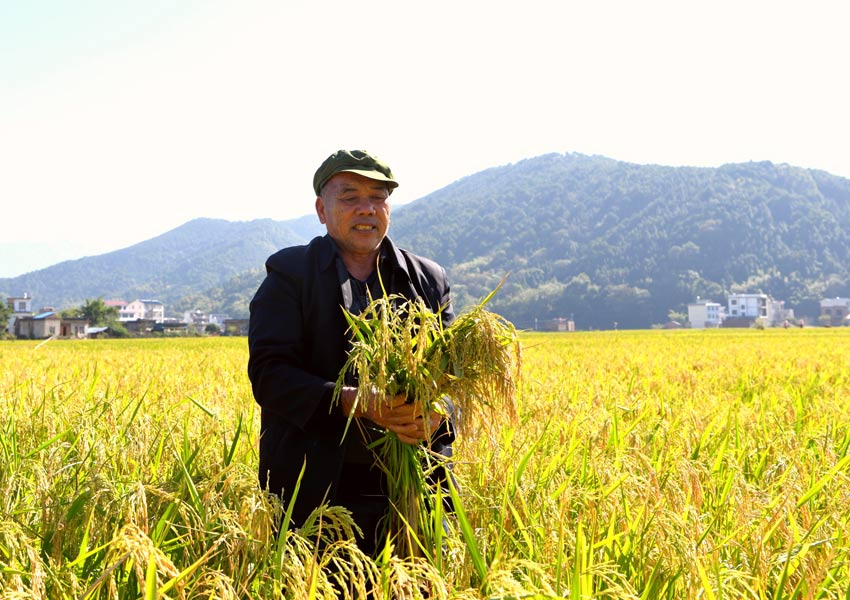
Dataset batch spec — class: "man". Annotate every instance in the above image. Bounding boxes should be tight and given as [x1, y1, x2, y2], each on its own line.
[248, 149, 454, 555]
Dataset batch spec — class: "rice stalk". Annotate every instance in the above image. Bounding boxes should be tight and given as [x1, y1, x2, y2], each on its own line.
[103, 523, 182, 599]
[333, 281, 521, 560]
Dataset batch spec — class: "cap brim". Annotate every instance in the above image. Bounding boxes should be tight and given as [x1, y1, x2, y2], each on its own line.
[338, 168, 399, 188]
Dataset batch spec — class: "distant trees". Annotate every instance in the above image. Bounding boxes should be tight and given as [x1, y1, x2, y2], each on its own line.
[62, 298, 128, 337]
[0, 296, 12, 334]
[62, 298, 119, 326]
[667, 309, 688, 324]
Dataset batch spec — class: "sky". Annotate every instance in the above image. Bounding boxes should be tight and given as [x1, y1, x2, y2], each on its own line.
[2, 0, 848, 278]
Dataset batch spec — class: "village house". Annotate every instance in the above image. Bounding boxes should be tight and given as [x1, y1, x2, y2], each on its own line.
[769, 299, 795, 326]
[119, 299, 165, 323]
[182, 310, 230, 332]
[6, 293, 34, 332]
[13, 310, 90, 339]
[687, 298, 725, 328]
[541, 317, 575, 332]
[123, 319, 158, 335]
[8, 293, 88, 339]
[7, 293, 33, 315]
[699, 293, 795, 328]
[105, 299, 128, 313]
[60, 317, 89, 338]
[820, 297, 850, 327]
[154, 321, 189, 334]
[223, 318, 249, 336]
[723, 293, 792, 327]
[14, 311, 60, 339]
[184, 309, 209, 328]
[209, 313, 229, 328]
[727, 293, 770, 321]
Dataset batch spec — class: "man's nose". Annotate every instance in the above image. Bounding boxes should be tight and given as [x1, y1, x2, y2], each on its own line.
[355, 198, 376, 213]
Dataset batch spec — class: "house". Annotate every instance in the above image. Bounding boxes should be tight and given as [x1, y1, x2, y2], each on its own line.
[60, 318, 89, 338]
[820, 297, 850, 327]
[13, 310, 91, 339]
[209, 313, 229, 328]
[184, 309, 210, 328]
[14, 311, 61, 339]
[154, 321, 189, 334]
[6, 293, 34, 332]
[539, 317, 575, 332]
[769, 299, 795, 327]
[687, 298, 725, 329]
[183, 310, 231, 327]
[120, 299, 165, 323]
[105, 299, 128, 314]
[7, 293, 33, 314]
[724, 293, 772, 326]
[123, 319, 158, 334]
[223, 318, 250, 336]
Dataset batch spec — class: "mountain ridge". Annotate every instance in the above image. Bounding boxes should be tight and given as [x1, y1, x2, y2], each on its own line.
[0, 217, 324, 314]
[2, 153, 848, 329]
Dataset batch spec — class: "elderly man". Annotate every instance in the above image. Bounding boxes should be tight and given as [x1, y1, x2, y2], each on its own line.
[247, 149, 454, 555]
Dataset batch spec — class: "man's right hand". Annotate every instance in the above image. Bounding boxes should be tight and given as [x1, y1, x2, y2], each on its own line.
[340, 386, 442, 445]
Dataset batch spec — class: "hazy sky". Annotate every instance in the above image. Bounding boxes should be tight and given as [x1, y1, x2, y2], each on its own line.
[2, 0, 848, 278]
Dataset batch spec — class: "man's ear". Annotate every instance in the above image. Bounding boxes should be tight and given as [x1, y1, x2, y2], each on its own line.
[315, 196, 327, 224]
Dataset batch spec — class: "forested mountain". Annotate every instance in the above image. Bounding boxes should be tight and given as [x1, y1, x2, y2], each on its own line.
[389, 154, 850, 328]
[3, 153, 849, 329]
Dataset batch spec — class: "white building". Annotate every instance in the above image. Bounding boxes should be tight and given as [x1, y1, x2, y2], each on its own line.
[120, 299, 165, 323]
[768, 299, 794, 326]
[5, 293, 34, 332]
[209, 313, 229, 327]
[727, 293, 771, 322]
[105, 299, 128, 314]
[181, 310, 231, 332]
[183, 309, 209, 327]
[688, 299, 725, 328]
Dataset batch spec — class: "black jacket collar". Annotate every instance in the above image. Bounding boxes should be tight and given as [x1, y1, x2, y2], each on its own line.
[316, 234, 412, 283]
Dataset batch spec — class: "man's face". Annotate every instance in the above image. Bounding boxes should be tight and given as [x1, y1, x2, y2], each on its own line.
[315, 172, 391, 260]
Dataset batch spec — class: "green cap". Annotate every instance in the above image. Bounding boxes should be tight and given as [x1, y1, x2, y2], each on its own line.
[313, 149, 399, 196]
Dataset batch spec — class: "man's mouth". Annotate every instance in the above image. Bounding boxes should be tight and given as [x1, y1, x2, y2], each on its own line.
[353, 224, 375, 231]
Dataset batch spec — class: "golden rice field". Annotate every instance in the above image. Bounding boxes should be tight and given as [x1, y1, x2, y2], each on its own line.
[1, 328, 849, 599]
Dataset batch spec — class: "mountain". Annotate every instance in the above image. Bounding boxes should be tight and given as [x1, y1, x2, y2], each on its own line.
[389, 154, 850, 328]
[3, 153, 849, 329]
[0, 217, 324, 318]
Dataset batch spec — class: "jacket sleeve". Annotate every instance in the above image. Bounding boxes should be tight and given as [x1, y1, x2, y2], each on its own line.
[436, 265, 455, 328]
[247, 264, 338, 431]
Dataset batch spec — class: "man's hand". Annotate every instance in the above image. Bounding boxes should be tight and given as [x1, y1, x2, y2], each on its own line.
[340, 386, 442, 445]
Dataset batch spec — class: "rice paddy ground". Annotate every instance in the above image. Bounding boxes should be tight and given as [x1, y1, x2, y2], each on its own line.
[1, 328, 848, 598]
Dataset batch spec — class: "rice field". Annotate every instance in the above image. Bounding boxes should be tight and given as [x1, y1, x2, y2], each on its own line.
[1, 328, 849, 598]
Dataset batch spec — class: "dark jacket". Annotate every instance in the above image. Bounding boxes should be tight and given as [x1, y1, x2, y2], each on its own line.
[247, 234, 454, 521]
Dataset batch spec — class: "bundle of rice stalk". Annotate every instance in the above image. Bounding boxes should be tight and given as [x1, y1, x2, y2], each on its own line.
[333, 280, 521, 560]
